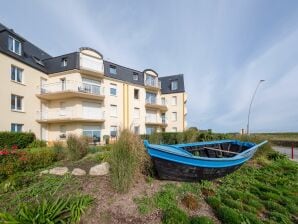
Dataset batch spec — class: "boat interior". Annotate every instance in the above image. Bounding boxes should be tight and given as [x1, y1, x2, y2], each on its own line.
[179, 142, 251, 158]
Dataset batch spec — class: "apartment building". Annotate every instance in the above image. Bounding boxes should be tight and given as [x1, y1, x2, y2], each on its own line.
[0, 23, 187, 143]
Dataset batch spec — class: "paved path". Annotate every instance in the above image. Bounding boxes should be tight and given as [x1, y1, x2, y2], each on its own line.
[272, 146, 298, 162]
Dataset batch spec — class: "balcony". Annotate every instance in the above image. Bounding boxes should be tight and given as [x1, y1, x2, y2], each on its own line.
[144, 79, 161, 91]
[36, 81, 105, 100]
[145, 116, 168, 127]
[36, 110, 105, 124]
[145, 98, 168, 111]
[80, 54, 104, 77]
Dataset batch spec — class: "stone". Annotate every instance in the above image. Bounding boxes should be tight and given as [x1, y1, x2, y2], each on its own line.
[40, 170, 49, 175]
[89, 162, 110, 176]
[71, 168, 86, 176]
[49, 167, 69, 176]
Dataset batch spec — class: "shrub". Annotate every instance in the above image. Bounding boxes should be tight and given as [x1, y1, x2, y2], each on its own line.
[109, 129, 149, 193]
[190, 216, 214, 224]
[66, 135, 89, 160]
[162, 206, 189, 224]
[267, 151, 287, 161]
[0, 195, 93, 223]
[0, 132, 35, 149]
[1, 171, 37, 193]
[27, 139, 47, 148]
[21, 148, 57, 171]
[52, 141, 66, 160]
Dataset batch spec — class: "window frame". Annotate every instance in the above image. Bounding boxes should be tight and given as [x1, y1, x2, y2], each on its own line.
[134, 89, 139, 100]
[110, 84, 117, 96]
[133, 72, 139, 81]
[8, 36, 22, 55]
[11, 94, 23, 111]
[172, 96, 177, 106]
[171, 80, 178, 91]
[11, 65, 23, 83]
[11, 123, 23, 132]
[61, 58, 68, 67]
[172, 112, 177, 121]
[109, 65, 117, 75]
[110, 104, 117, 117]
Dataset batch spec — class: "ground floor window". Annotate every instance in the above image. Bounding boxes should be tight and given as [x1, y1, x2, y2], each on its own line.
[110, 126, 117, 137]
[134, 126, 140, 134]
[146, 127, 155, 135]
[11, 123, 23, 132]
[83, 126, 101, 142]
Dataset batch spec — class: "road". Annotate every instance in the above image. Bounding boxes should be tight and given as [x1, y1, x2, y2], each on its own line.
[272, 146, 298, 162]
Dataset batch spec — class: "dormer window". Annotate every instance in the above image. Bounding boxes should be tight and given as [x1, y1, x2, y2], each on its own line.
[61, 58, 68, 67]
[133, 72, 139, 81]
[109, 65, 117, 75]
[8, 36, 22, 55]
[171, 80, 178, 90]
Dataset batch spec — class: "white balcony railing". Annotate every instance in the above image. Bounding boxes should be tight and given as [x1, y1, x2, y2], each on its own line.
[38, 81, 105, 96]
[144, 79, 161, 88]
[37, 110, 105, 121]
[80, 54, 104, 73]
[145, 98, 167, 106]
[145, 116, 168, 124]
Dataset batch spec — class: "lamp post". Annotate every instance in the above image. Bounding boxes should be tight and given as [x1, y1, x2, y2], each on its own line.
[246, 80, 265, 135]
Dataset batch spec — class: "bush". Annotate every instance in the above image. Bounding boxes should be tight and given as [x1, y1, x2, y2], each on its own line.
[66, 135, 89, 160]
[52, 141, 66, 160]
[0, 132, 35, 149]
[267, 151, 287, 161]
[0, 195, 93, 223]
[27, 139, 47, 148]
[109, 129, 149, 193]
[162, 206, 189, 224]
[190, 216, 214, 224]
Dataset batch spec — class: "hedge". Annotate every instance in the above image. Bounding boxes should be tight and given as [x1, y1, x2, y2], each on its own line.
[0, 132, 36, 149]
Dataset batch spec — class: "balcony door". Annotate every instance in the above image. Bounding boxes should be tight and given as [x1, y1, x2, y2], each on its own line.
[146, 92, 156, 104]
[82, 102, 102, 119]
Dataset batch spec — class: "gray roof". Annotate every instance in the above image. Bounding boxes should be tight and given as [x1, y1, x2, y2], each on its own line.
[0, 22, 185, 94]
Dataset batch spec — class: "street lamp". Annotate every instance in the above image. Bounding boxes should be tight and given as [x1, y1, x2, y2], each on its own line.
[246, 79, 265, 135]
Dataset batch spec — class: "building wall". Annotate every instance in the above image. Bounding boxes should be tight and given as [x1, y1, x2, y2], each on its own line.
[0, 52, 187, 142]
[0, 53, 47, 137]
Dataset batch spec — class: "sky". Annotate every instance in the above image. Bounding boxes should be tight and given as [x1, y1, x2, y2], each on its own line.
[1, 0, 298, 133]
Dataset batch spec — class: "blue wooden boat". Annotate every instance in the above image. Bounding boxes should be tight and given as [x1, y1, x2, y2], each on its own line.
[144, 139, 267, 181]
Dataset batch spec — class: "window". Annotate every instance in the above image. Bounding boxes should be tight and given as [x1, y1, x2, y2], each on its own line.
[146, 92, 157, 104]
[134, 126, 140, 134]
[11, 123, 23, 132]
[161, 97, 166, 105]
[172, 112, 177, 121]
[134, 107, 140, 119]
[110, 84, 117, 96]
[171, 80, 178, 90]
[109, 65, 117, 75]
[134, 89, 139, 99]
[172, 96, 177, 106]
[82, 78, 101, 95]
[110, 126, 117, 137]
[83, 126, 101, 142]
[172, 127, 177, 132]
[133, 72, 139, 80]
[11, 94, 23, 111]
[59, 125, 66, 138]
[146, 127, 155, 135]
[110, 104, 117, 117]
[61, 58, 68, 67]
[11, 65, 23, 83]
[8, 36, 22, 55]
[161, 113, 166, 124]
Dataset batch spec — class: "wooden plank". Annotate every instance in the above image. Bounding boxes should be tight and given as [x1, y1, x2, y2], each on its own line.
[203, 147, 240, 155]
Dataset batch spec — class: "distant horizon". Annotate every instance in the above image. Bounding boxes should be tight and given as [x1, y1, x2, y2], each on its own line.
[1, 0, 298, 133]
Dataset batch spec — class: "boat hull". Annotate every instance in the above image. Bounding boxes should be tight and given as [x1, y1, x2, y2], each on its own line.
[152, 157, 242, 181]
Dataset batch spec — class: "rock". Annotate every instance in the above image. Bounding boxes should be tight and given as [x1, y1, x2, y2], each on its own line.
[89, 162, 110, 176]
[71, 168, 86, 176]
[49, 167, 69, 176]
[40, 170, 49, 175]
